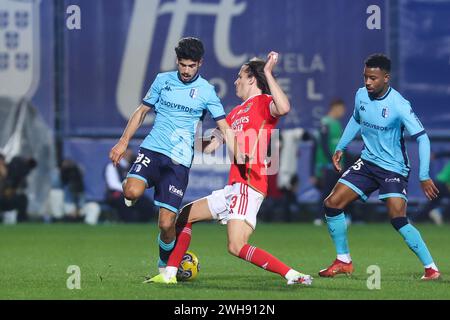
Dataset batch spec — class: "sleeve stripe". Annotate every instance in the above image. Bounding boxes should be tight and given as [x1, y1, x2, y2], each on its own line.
[352, 114, 360, 123]
[411, 130, 426, 140]
[213, 115, 226, 121]
[142, 101, 155, 108]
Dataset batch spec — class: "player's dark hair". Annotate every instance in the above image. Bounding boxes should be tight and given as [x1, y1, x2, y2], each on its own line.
[244, 58, 271, 95]
[175, 37, 205, 62]
[365, 53, 391, 72]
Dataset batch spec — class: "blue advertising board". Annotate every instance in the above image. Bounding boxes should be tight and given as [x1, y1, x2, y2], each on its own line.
[63, 0, 390, 136]
[398, 0, 450, 135]
[6, 0, 446, 204]
[58, 0, 391, 201]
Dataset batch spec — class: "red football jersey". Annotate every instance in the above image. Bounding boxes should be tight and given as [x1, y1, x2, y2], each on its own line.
[226, 94, 279, 196]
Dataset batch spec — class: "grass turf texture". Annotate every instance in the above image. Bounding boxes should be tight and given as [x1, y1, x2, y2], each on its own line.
[0, 223, 449, 300]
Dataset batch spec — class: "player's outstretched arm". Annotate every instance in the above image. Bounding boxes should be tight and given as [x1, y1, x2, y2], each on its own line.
[264, 51, 291, 117]
[109, 104, 150, 166]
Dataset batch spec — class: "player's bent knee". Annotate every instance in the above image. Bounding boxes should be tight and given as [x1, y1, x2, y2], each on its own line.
[158, 219, 175, 233]
[227, 242, 245, 257]
[323, 196, 345, 210]
[387, 200, 406, 217]
[123, 185, 143, 200]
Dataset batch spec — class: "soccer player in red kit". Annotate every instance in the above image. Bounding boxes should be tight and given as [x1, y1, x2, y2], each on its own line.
[147, 52, 313, 285]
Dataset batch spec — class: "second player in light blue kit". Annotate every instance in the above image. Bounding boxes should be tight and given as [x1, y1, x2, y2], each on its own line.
[318, 54, 441, 280]
[109, 37, 238, 276]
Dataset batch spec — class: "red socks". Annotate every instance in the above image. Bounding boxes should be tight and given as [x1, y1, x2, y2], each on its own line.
[238, 244, 290, 277]
[167, 223, 192, 268]
[167, 225, 291, 279]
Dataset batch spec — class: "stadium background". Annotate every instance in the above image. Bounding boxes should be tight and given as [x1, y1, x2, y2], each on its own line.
[1, 0, 450, 304]
[0, 0, 449, 217]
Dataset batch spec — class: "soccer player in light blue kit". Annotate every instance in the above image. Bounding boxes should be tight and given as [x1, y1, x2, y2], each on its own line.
[109, 37, 238, 276]
[318, 54, 441, 280]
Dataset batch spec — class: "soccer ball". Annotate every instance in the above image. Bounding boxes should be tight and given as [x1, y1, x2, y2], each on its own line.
[176, 251, 200, 281]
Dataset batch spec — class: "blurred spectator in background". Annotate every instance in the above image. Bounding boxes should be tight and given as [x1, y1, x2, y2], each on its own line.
[259, 171, 284, 222]
[60, 159, 85, 220]
[276, 128, 313, 221]
[0, 154, 37, 223]
[278, 128, 310, 190]
[413, 151, 450, 225]
[0, 154, 7, 191]
[44, 159, 100, 225]
[104, 147, 155, 222]
[280, 174, 301, 222]
[312, 99, 347, 226]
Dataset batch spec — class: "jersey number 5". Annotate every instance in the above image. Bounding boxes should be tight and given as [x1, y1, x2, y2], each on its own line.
[352, 159, 364, 171]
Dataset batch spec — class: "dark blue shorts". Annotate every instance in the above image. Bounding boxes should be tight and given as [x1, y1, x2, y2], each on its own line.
[338, 158, 408, 202]
[127, 148, 189, 214]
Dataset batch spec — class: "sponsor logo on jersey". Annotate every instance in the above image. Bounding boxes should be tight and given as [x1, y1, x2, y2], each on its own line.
[159, 98, 193, 113]
[382, 107, 389, 118]
[169, 185, 184, 198]
[360, 105, 366, 111]
[231, 115, 249, 131]
[362, 121, 391, 131]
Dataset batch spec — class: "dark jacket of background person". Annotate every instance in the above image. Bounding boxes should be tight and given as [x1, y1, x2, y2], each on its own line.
[0, 155, 37, 222]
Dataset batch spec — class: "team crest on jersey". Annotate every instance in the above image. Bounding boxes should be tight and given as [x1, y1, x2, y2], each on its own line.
[237, 102, 253, 116]
[382, 107, 389, 118]
[243, 102, 253, 113]
[189, 88, 198, 99]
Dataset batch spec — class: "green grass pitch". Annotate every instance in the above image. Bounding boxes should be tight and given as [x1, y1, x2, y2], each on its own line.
[0, 223, 449, 300]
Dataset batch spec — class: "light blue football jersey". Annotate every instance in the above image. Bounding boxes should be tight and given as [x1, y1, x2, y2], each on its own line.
[351, 87, 425, 177]
[141, 71, 226, 167]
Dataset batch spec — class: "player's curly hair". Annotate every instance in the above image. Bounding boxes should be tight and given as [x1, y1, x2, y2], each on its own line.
[365, 53, 391, 72]
[175, 37, 205, 62]
[244, 58, 271, 95]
